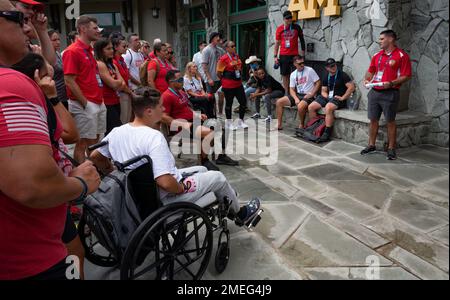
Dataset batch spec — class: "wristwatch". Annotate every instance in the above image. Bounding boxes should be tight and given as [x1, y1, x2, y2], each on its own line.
[48, 97, 60, 106]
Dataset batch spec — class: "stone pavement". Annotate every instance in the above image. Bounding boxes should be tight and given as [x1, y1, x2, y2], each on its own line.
[84, 123, 449, 280]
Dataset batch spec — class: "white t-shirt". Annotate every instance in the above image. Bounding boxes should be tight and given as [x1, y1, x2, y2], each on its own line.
[98, 124, 182, 199]
[193, 51, 207, 82]
[122, 49, 145, 90]
[289, 66, 320, 94]
[183, 76, 204, 95]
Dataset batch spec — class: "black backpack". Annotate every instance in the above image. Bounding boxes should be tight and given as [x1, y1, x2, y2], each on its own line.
[295, 115, 326, 143]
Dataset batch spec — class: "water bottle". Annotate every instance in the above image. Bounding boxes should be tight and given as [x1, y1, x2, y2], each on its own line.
[274, 62, 280, 70]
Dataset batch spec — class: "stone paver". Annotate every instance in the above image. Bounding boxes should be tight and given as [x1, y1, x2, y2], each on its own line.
[279, 215, 392, 269]
[387, 191, 449, 232]
[303, 267, 419, 280]
[363, 216, 449, 273]
[323, 140, 365, 155]
[326, 214, 388, 248]
[325, 180, 393, 210]
[85, 127, 449, 280]
[317, 193, 379, 221]
[380, 245, 449, 280]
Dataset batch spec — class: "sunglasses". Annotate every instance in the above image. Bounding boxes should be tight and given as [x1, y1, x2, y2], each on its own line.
[284, 16, 293, 20]
[0, 11, 27, 27]
[170, 77, 184, 83]
[295, 61, 305, 66]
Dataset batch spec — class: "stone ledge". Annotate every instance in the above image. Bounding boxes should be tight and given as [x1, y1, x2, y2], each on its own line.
[332, 110, 433, 126]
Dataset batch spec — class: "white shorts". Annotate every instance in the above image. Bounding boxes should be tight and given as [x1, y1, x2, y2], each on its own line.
[68, 100, 107, 139]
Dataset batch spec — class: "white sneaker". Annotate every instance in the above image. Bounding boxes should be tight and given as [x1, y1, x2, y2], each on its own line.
[237, 119, 249, 129]
[226, 122, 237, 131]
[251, 113, 261, 119]
[264, 116, 272, 123]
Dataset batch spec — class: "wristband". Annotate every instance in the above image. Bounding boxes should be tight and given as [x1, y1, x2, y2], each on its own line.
[73, 176, 88, 203]
[48, 97, 60, 106]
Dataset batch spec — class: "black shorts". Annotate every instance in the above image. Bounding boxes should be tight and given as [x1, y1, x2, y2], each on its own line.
[279, 55, 296, 76]
[61, 208, 78, 244]
[368, 88, 400, 122]
[314, 95, 347, 109]
[287, 93, 313, 106]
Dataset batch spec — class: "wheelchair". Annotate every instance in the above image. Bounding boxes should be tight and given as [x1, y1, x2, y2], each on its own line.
[78, 142, 262, 280]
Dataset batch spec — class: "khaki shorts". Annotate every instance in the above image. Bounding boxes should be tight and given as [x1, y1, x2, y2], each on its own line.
[68, 100, 107, 139]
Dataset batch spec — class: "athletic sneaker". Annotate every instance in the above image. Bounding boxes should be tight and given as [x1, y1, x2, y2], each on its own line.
[237, 119, 249, 129]
[202, 159, 220, 171]
[215, 154, 239, 166]
[226, 122, 237, 131]
[251, 113, 261, 119]
[264, 116, 272, 123]
[360, 145, 376, 155]
[236, 197, 262, 226]
[387, 149, 397, 160]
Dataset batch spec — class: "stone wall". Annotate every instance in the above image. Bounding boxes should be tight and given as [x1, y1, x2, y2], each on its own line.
[393, 0, 449, 147]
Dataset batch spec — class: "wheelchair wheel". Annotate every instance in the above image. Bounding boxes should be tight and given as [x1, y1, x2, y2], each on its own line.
[120, 202, 213, 280]
[214, 242, 230, 274]
[78, 214, 119, 268]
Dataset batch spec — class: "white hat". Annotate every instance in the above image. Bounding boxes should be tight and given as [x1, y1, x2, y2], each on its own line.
[245, 56, 262, 65]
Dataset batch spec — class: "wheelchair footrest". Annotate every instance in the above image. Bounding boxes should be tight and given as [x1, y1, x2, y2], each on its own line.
[244, 209, 263, 232]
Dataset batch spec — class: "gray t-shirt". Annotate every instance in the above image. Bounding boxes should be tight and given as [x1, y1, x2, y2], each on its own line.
[201, 44, 225, 82]
[54, 51, 68, 103]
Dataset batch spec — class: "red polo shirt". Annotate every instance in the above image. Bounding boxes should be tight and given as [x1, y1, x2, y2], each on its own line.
[368, 47, 412, 90]
[162, 88, 194, 122]
[114, 55, 130, 84]
[276, 24, 303, 56]
[0, 68, 68, 279]
[63, 39, 104, 104]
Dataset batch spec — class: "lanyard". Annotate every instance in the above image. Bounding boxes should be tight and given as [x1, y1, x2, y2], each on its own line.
[157, 57, 170, 69]
[169, 88, 188, 103]
[227, 52, 237, 62]
[328, 71, 338, 93]
[83, 49, 98, 71]
[284, 25, 293, 34]
[377, 51, 394, 71]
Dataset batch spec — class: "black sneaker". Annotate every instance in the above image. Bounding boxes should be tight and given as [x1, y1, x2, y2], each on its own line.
[215, 154, 239, 166]
[360, 145, 376, 155]
[202, 159, 220, 171]
[387, 149, 397, 160]
[236, 197, 262, 227]
[317, 131, 331, 143]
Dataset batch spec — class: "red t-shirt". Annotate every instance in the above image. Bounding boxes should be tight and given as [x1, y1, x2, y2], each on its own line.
[162, 88, 194, 122]
[63, 39, 104, 104]
[102, 63, 120, 106]
[368, 47, 412, 90]
[148, 58, 175, 93]
[0, 68, 68, 280]
[114, 56, 130, 84]
[217, 53, 243, 89]
[149, 52, 156, 60]
[276, 24, 304, 56]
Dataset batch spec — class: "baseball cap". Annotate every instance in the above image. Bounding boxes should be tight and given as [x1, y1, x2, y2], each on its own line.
[326, 58, 337, 66]
[283, 11, 293, 19]
[18, 0, 45, 11]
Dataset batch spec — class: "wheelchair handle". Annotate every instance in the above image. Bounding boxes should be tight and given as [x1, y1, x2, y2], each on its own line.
[88, 141, 109, 152]
[115, 155, 152, 171]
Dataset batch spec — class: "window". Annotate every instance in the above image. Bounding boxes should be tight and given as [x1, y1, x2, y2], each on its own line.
[230, 0, 267, 14]
[190, 5, 205, 24]
[88, 13, 122, 37]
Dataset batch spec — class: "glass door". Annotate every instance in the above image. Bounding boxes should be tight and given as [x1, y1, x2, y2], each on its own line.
[230, 20, 267, 80]
[190, 30, 207, 60]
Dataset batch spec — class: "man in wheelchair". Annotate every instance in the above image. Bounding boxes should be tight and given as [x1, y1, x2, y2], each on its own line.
[90, 87, 262, 227]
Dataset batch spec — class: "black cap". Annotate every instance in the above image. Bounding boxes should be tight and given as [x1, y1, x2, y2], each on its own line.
[283, 11, 293, 19]
[326, 58, 337, 66]
[209, 32, 220, 43]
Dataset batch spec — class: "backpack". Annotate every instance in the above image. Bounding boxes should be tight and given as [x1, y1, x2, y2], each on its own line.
[139, 58, 159, 87]
[295, 115, 327, 143]
[82, 160, 160, 259]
